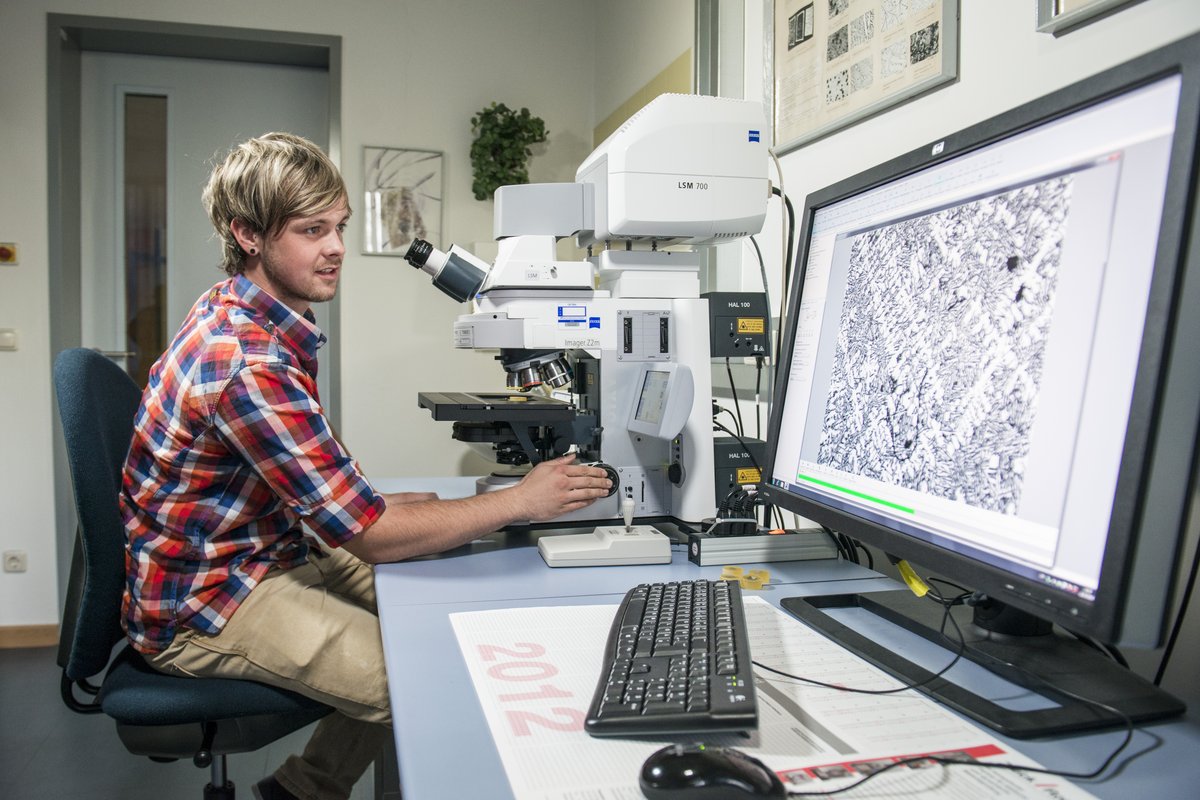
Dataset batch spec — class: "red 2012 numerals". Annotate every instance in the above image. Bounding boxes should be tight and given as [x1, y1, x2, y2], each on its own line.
[478, 641, 584, 736]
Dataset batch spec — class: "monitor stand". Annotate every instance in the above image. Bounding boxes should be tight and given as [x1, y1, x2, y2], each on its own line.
[779, 590, 1185, 739]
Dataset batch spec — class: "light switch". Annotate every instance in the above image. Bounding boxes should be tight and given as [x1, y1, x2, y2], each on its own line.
[0, 329, 18, 351]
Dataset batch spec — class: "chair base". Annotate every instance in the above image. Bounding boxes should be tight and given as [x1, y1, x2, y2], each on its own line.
[205, 780, 236, 800]
[114, 708, 329, 762]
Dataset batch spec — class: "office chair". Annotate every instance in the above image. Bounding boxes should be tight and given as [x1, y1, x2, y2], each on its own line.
[53, 348, 332, 800]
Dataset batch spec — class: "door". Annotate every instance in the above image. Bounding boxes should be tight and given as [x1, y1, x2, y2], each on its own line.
[80, 51, 333, 400]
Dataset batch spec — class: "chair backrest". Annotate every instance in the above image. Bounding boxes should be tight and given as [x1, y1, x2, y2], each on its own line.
[53, 348, 144, 680]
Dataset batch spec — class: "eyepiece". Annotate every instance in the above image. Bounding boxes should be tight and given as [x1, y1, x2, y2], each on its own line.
[404, 238, 435, 268]
[403, 239, 487, 303]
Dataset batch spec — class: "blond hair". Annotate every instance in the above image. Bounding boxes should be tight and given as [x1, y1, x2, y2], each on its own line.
[203, 132, 348, 275]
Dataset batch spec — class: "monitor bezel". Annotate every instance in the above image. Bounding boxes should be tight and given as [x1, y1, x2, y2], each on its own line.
[761, 34, 1200, 646]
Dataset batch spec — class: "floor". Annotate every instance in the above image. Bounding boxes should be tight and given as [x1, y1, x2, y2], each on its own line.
[0, 646, 377, 800]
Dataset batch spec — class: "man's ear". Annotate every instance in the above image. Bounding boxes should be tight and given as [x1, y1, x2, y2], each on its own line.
[230, 218, 262, 255]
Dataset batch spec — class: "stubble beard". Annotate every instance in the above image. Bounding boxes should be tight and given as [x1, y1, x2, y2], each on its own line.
[260, 249, 339, 307]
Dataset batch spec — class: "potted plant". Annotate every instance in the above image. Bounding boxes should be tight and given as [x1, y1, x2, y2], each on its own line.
[469, 102, 548, 201]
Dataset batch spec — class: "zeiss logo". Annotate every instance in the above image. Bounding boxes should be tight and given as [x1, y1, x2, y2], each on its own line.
[748, 129, 761, 143]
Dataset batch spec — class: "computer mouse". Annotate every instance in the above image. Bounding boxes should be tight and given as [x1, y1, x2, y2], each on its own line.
[639, 743, 787, 799]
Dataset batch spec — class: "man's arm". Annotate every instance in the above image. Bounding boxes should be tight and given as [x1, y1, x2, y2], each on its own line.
[379, 491, 439, 505]
[341, 455, 612, 563]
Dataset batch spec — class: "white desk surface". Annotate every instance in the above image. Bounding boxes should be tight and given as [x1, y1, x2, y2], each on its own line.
[372, 478, 1200, 800]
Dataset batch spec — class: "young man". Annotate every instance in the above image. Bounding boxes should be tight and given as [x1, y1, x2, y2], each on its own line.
[119, 132, 611, 800]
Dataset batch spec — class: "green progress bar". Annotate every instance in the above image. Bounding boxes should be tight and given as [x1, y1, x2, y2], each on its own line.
[797, 474, 915, 514]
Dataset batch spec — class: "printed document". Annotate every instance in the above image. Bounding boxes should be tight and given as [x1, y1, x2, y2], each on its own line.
[449, 596, 1100, 799]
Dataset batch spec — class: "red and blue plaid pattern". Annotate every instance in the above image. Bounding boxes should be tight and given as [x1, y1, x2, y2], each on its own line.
[120, 275, 385, 653]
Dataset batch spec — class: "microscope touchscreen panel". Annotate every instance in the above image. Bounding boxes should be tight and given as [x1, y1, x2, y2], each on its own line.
[626, 363, 694, 440]
[634, 370, 670, 425]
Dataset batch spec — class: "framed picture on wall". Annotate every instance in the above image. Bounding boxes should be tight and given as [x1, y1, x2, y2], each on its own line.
[770, 0, 959, 155]
[362, 146, 443, 257]
[1036, 0, 1146, 36]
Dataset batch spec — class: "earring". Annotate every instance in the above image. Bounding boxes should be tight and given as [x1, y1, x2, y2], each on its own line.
[248, 247, 258, 255]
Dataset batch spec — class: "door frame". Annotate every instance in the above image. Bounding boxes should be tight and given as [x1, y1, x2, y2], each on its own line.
[47, 13, 343, 605]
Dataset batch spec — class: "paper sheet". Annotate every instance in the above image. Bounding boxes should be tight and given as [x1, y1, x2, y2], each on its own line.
[449, 597, 1099, 800]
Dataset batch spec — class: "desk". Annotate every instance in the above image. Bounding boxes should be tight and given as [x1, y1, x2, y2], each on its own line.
[373, 479, 1200, 799]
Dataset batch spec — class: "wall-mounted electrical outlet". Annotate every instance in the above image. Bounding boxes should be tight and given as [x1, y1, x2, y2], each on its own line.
[3, 550, 28, 573]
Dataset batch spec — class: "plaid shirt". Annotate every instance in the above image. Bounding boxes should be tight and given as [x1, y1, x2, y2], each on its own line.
[120, 275, 385, 654]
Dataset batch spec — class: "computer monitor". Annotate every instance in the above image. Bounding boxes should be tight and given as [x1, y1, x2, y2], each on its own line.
[761, 34, 1200, 738]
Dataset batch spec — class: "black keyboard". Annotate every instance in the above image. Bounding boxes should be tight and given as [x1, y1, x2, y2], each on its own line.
[584, 579, 758, 736]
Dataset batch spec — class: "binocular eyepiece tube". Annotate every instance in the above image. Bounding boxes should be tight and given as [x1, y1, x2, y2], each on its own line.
[403, 238, 487, 303]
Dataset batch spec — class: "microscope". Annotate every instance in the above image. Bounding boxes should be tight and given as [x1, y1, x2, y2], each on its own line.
[407, 94, 769, 559]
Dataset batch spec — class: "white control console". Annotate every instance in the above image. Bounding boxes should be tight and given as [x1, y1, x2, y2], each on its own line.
[537, 525, 672, 567]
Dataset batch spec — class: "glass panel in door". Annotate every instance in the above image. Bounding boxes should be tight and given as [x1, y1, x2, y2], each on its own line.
[123, 93, 168, 388]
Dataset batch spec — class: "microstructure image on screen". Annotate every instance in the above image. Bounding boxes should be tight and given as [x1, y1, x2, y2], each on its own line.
[817, 176, 1073, 514]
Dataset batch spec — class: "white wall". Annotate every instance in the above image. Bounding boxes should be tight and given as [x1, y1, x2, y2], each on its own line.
[592, 0, 695, 120]
[0, 0, 596, 628]
[0, 2, 61, 630]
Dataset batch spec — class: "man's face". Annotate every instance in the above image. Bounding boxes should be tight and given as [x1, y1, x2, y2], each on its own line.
[249, 198, 349, 315]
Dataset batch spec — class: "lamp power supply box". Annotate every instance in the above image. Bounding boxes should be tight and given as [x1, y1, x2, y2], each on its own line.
[714, 436, 765, 504]
[703, 291, 769, 357]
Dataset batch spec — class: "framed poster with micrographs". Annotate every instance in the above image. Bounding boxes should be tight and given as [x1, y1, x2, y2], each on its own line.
[771, 0, 958, 154]
[362, 146, 443, 257]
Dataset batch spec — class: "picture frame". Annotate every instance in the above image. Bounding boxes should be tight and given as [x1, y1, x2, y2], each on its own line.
[1035, 0, 1146, 36]
[769, 0, 959, 155]
[362, 146, 443, 257]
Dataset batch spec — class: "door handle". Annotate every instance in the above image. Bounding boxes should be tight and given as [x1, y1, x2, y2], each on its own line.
[93, 348, 136, 360]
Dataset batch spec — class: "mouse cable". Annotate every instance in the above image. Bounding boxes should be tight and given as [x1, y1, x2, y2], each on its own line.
[778, 670, 1134, 798]
[1068, 631, 1129, 667]
[761, 581, 1135, 796]
[926, 576, 971, 595]
[752, 591, 969, 697]
[928, 576, 1126, 668]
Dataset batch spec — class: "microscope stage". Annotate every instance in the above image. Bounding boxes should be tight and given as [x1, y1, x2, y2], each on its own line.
[417, 391, 577, 422]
